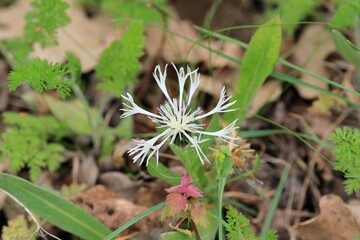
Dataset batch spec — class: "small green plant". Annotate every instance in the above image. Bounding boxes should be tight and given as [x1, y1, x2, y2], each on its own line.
[330, 0, 360, 30]
[1, 215, 37, 240]
[4, 12, 146, 177]
[96, 21, 145, 97]
[24, 0, 71, 48]
[1, 0, 359, 239]
[225, 205, 278, 240]
[8, 57, 73, 99]
[0, 112, 69, 181]
[329, 127, 360, 194]
[101, 0, 167, 26]
[264, 0, 322, 35]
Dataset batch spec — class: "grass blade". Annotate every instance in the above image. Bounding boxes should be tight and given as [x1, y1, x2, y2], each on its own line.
[332, 29, 360, 69]
[224, 16, 282, 123]
[196, 26, 360, 98]
[103, 201, 166, 240]
[260, 165, 290, 239]
[0, 173, 111, 240]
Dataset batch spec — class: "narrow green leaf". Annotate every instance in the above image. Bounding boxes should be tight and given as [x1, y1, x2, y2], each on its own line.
[147, 159, 181, 186]
[331, 1, 360, 30]
[260, 165, 290, 239]
[0, 173, 111, 240]
[103, 201, 166, 240]
[194, 26, 360, 101]
[225, 16, 282, 123]
[44, 95, 93, 134]
[332, 29, 360, 69]
[161, 231, 194, 240]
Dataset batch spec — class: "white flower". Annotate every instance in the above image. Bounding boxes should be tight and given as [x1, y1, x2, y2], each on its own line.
[121, 63, 239, 166]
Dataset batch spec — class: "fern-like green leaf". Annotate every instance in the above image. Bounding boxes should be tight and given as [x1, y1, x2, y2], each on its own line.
[96, 21, 144, 97]
[264, 229, 279, 240]
[1, 215, 37, 240]
[344, 177, 360, 194]
[225, 205, 278, 240]
[7, 58, 73, 99]
[329, 126, 360, 194]
[66, 51, 82, 83]
[225, 205, 257, 240]
[101, 0, 167, 26]
[331, 1, 360, 29]
[24, 0, 71, 48]
[0, 112, 69, 181]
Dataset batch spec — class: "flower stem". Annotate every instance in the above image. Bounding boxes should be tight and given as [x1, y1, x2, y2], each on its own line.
[218, 176, 227, 240]
[72, 84, 100, 150]
[191, 220, 202, 240]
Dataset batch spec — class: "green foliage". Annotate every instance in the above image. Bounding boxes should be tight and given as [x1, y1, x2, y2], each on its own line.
[224, 16, 282, 124]
[0, 112, 69, 181]
[1, 215, 37, 240]
[331, 0, 360, 29]
[7, 57, 73, 99]
[0, 173, 112, 240]
[225, 205, 278, 240]
[24, 0, 71, 48]
[101, 0, 167, 26]
[75, 0, 102, 9]
[275, 0, 321, 35]
[61, 183, 89, 198]
[264, 230, 280, 240]
[329, 127, 360, 194]
[332, 29, 360, 69]
[1, 38, 32, 69]
[44, 95, 94, 134]
[66, 52, 82, 83]
[225, 205, 256, 240]
[96, 22, 145, 97]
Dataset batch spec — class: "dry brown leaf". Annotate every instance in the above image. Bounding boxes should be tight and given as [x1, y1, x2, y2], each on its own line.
[0, 0, 115, 72]
[78, 155, 99, 186]
[161, 19, 205, 64]
[293, 26, 335, 99]
[247, 79, 282, 117]
[302, 110, 333, 137]
[71, 185, 159, 233]
[342, 66, 360, 104]
[0, 0, 29, 40]
[30, 0, 114, 72]
[112, 140, 137, 168]
[98, 172, 138, 201]
[146, 19, 242, 68]
[200, 39, 243, 69]
[294, 194, 360, 240]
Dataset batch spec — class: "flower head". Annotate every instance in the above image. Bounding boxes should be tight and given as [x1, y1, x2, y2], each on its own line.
[165, 173, 203, 197]
[162, 173, 207, 227]
[121, 63, 239, 165]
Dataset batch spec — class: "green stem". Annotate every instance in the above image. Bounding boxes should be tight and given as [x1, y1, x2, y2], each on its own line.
[0, 41, 17, 68]
[72, 84, 100, 150]
[260, 165, 290, 239]
[218, 176, 227, 240]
